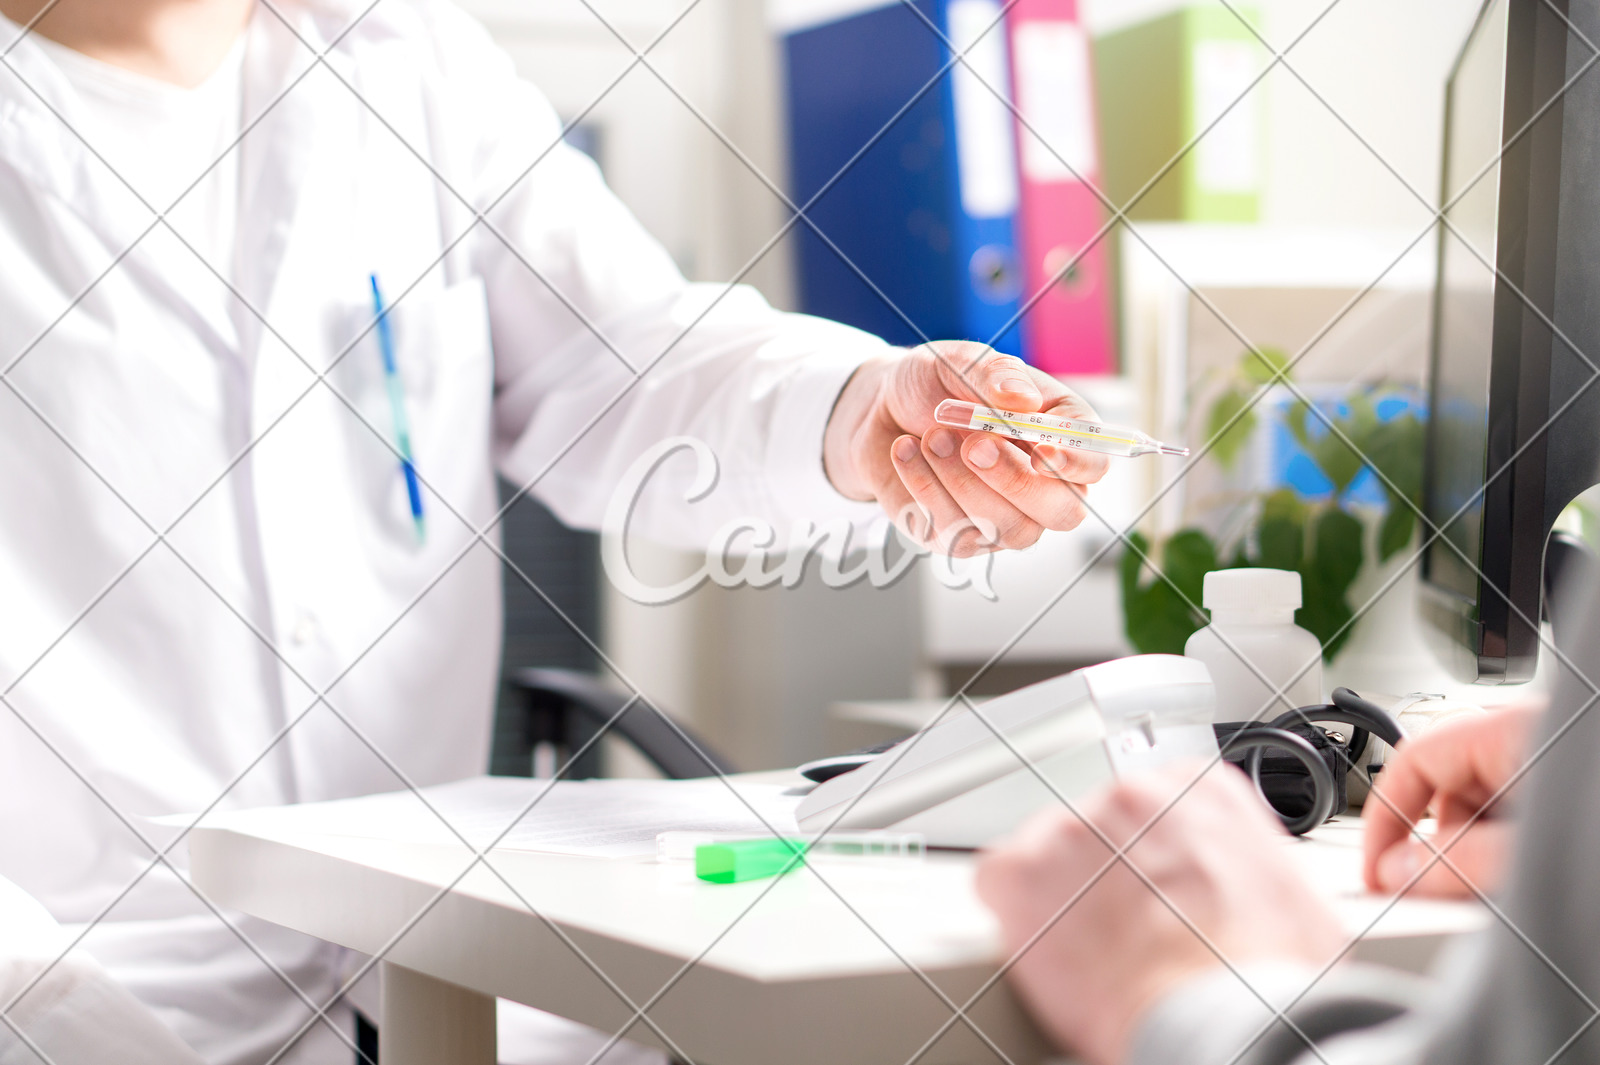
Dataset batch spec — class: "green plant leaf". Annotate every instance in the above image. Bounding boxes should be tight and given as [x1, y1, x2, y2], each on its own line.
[1312, 507, 1364, 593]
[1363, 413, 1425, 504]
[1261, 488, 1308, 526]
[1379, 503, 1415, 561]
[1307, 428, 1365, 496]
[1344, 392, 1380, 443]
[1256, 516, 1304, 571]
[1286, 399, 1313, 451]
[1119, 530, 1149, 604]
[1297, 570, 1356, 662]
[1288, 507, 1365, 662]
[1119, 529, 1217, 655]
[1163, 529, 1218, 609]
[1206, 387, 1257, 470]
[1241, 346, 1292, 386]
[1125, 582, 1206, 655]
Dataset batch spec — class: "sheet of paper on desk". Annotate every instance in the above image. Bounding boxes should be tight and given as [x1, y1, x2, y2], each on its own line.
[188, 777, 802, 859]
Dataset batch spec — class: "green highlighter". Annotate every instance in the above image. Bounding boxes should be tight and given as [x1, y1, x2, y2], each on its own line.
[694, 839, 808, 884]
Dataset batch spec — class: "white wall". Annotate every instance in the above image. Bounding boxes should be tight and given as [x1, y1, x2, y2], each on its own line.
[1256, 0, 1484, 228]
[454, 0, 798, 306]
[1086, 0, 1485, 228]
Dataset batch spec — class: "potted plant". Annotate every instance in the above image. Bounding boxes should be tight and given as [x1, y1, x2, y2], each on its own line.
[1119, 348, 1426, 662]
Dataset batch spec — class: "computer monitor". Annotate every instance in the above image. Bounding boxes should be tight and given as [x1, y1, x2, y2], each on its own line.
[1421, 0, 1600, 683]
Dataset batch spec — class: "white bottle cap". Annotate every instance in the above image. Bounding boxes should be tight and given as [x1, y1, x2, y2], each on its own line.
[1202, 568, 1302, 612]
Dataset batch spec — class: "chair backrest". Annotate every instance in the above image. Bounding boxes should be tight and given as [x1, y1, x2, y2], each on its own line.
[503, 668, 737, 780]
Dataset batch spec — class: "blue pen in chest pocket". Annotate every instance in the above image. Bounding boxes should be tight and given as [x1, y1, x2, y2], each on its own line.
[369, 273, 427, 544]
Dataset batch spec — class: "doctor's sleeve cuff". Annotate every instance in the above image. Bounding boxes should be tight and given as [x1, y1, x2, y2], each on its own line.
[763, 329, 893, 527]
[1125, 962, 1430, 1065]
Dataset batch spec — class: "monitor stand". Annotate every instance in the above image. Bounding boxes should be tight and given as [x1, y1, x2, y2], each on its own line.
[1545, 531, 1598, 643]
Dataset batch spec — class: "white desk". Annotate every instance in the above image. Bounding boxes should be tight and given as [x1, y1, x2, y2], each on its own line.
[187, 776, 1484, 1065]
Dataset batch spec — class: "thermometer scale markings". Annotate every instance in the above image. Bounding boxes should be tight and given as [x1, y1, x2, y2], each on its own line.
[932, 399, 1189, 459]
[969, 409, 1141, 448]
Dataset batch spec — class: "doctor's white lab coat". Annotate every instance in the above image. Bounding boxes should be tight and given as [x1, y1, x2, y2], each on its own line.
[0, 1, 886, 1061]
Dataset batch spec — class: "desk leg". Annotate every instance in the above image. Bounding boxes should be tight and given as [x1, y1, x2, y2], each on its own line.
[380, 961, 496, 1065]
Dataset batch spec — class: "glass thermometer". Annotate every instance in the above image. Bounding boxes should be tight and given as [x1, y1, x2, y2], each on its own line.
[934, 399, 1190, 459]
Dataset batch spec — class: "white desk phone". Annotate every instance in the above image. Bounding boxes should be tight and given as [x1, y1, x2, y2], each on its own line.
[794, 653, 1381, 846]
[796, 654, 1224, 849]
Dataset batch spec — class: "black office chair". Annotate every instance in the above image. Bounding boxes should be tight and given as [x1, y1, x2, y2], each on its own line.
[500, 667, 737, 781]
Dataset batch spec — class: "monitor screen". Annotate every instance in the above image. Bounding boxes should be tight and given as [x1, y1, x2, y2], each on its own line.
[1424, 0, 1509, 606]
[1420, 0, 1600, 683]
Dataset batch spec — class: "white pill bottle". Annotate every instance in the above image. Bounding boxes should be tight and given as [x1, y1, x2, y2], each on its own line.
[1184, 568, 1324, 722]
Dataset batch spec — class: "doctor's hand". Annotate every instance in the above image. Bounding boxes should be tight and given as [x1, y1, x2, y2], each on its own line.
[1362, 705, 1539, 899]
[824, 341, 1109, 556]
[975, 765, 1345, 1065]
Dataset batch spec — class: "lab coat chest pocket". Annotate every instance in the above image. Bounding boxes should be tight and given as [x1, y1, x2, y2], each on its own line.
[330, 278, 496, 546]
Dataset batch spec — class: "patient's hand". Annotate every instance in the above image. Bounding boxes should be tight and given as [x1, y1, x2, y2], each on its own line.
[1362, 705, 1539, 899]
[824, 341, 1109, 556]
[976, 765, 1344, 1065]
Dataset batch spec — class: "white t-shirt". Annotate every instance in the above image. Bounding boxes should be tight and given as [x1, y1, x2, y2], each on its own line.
[28, 31, 244, 280]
